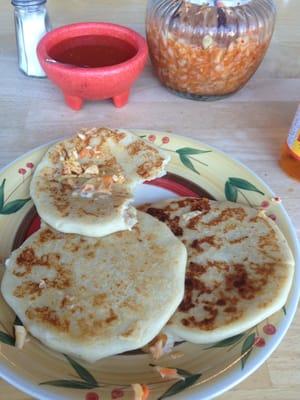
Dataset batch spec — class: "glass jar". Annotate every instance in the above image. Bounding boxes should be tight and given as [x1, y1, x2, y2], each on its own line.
[146, 0, 276, 100]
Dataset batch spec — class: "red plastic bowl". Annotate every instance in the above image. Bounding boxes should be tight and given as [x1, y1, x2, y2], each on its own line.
[37, 22, 148, 109]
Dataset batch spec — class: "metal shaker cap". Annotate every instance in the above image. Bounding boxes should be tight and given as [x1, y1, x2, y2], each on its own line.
[12, 0, 46, 6]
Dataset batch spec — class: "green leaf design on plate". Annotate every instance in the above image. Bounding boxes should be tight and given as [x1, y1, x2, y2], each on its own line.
[176, 147, 211, 156]
[14, 315, 23, 326]
[225, 181, 238, 202]
[206, 333, 244, 349]
[0, 331, 15, 346]
[139, 135, 147, 138]
[0, 179, 5, 210]
[0, 198, 30, 215]
[158, 373, 201, 400]
[282, 305, 287, 315]
[241, 332, 255, 369]
[174, 368, 194, 378]
[228, 178, 264, 196]
[64, 354, 98, 385]
[40, 380, 98, 389]
[179, 154, 199, 175]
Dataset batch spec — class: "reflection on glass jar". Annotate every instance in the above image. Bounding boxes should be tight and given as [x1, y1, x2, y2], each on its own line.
[146, 0, 276, 100]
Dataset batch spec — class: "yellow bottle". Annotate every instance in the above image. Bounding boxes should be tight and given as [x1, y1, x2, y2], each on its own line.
[279, 105, 300, 181]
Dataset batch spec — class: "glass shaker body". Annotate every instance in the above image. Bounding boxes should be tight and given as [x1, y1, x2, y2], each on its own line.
[13, 0, 51, 77]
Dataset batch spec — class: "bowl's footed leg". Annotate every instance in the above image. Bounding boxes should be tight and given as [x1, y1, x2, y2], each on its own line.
[64, 94, 83, 110]
[113, 90, 130, 108]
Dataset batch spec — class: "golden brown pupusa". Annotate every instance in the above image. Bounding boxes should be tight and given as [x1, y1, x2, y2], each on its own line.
[141, 197, 295, 344]
[1, 211, 187, 362]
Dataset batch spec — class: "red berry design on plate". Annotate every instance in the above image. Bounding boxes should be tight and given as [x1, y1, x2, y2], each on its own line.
[18, 168, 27, 175]
[111, 388, 124, 399]
[260, 200, 269, 209]
[268, 213, 277, 221]
[263, 324, 276, 335]
[254, 336, 266, 347]
[148, 134, 156, 142]
[85, 392, 99, 400]
[26, 162, 34, 169]
[162, 136, 170, 144]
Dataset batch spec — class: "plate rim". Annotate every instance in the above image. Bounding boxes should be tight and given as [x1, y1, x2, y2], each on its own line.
[0, 130, 299, 400]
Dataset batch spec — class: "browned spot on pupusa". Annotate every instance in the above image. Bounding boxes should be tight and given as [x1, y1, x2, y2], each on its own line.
[48, 180, 71, 217]
[105, 309, 118, 324]
[168, 216, 183, 236]
[182, 306, 218, 330]
[178, 197, 211, 212]
[224, 223, 237, 233]
[178, 261, 216, 314]
[151, 197, 211, 214]
[188, 207, 246, 230]
[39, 228, 58, 243]
[144, 198, 212, 232]
[14, 248, 61, 277]
[228, 236, 249, 244]
[224, 306, 237, 313]
[188, 262, 206, 275]
[225, 263, 275, 300]
[85, 250, 96, 259]
[14, 281, 42, 299]
[26, 306, 70, 332]
[177, 258, 253, 329]
[121, 323, 139, 338]
[77, 308, 118, 338]
[258, 229, 280, 253]
[145, 207, 183, 236]
[145, 207, 169, 222]
[191, 236, 220, 252]
[63, 240, 80, 252]
[14, 264, 72, 299]
[93, 293, 107, 306]
[16, 248, 36, 268]
[121, 297, 143, 312]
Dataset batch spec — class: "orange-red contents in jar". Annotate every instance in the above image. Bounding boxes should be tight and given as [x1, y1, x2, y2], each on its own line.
[147, 26, 271, 97]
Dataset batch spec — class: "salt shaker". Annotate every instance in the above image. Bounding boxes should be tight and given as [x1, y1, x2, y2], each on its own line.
[12, 0, 51, 77]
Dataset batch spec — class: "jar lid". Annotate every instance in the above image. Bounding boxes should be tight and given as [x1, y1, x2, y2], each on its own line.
[12, 0, 46, 6]
[186, 0, 250, 6]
